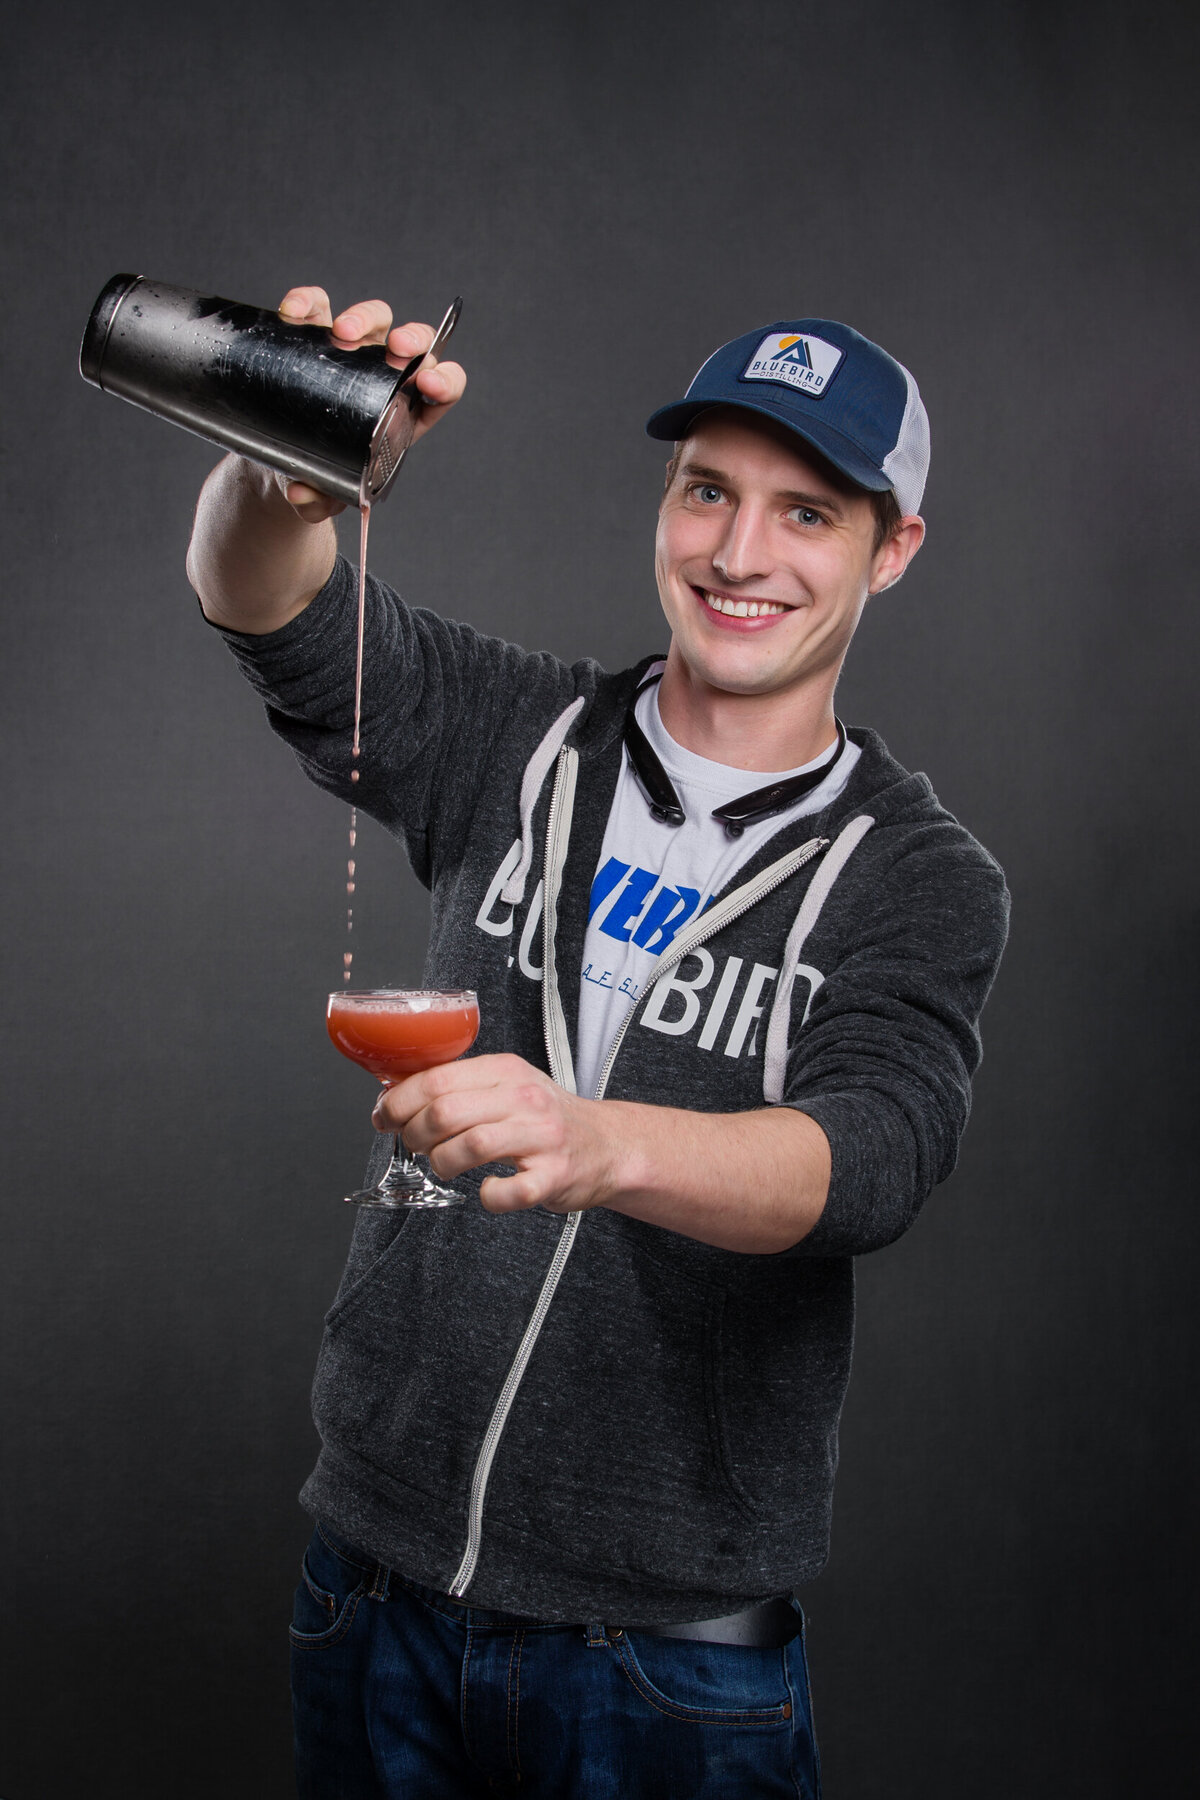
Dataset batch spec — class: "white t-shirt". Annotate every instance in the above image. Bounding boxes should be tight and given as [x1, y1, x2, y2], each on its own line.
[573, 682, 860, 1098]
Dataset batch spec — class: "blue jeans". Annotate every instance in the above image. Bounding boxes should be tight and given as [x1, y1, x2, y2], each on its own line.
[291, 1524, 821, 1798]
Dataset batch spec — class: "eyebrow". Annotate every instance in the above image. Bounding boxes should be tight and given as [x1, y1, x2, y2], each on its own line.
[679, 462, 846, 517]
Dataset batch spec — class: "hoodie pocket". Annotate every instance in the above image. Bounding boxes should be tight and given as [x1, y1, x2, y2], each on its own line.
[708, 1264, 852, 1519]
[324, 1206, 412, 1326]
[481, 1226, 759, 1584]
[312, 1207, 564, 1507]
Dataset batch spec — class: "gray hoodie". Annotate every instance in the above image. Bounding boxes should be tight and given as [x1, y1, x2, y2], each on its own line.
[222, 557, 1009, 1624]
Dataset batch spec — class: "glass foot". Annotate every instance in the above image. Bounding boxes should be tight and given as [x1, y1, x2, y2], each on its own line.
[343, 1132, 466, 1208]
[345, 1171, 465, 1209]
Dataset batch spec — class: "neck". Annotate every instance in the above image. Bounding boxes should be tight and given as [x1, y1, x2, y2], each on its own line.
[656, 652, 840, 773]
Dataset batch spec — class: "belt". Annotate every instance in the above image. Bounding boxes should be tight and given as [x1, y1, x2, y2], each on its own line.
[606, 1595, 800, 1648]
[319, 1523, 799, 1648]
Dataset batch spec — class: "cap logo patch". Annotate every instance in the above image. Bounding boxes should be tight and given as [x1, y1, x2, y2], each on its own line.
[742, 332, 844, 398]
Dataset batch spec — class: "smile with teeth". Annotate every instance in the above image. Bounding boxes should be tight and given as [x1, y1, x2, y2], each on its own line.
[701, 590, 791, 619]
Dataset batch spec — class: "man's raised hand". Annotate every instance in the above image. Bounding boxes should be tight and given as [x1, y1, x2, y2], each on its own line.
[274, 286, 467, 520]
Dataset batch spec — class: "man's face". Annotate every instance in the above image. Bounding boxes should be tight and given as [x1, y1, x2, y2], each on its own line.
[654, 410, 911, 703]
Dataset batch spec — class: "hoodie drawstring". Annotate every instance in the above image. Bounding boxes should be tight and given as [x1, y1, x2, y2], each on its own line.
[761, 813, 876, 1104]
[499, 697, 586, 907]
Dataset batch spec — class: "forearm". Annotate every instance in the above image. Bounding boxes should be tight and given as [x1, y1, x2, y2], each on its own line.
[186, 454, 338, 634]
[598, 1101, 830, 1253]
[385, 1055, 830, 1252]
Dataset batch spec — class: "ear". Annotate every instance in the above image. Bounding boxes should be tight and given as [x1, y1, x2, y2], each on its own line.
[868, 515, 925, 595]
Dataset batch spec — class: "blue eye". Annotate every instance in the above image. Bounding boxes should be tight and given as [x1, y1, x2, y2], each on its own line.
[791, 506, 822, 526]
[693, 484, 724, 504]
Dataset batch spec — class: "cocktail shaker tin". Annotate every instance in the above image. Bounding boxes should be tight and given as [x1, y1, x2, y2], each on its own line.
[80, 275, 462, 507]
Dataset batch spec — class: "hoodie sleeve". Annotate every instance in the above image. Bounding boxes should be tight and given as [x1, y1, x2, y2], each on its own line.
[781, 821, 1010, 1257]
[216, 556, 582, 885]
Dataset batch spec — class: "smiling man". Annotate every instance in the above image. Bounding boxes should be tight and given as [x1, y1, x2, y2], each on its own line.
[188, 302, 1008, 1798]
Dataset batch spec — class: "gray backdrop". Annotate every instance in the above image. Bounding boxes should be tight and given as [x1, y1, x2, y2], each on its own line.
[2, 1, 1196, 1794]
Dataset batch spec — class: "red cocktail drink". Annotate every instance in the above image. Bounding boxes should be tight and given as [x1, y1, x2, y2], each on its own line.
[327, 991, 479, 1081]
[326, 989, 479, 1208]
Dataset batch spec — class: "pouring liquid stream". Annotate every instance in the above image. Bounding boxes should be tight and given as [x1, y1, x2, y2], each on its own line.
[344, 502, 370, 982]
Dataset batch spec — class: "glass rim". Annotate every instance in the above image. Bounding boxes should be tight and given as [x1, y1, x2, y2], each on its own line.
[327, 987, 478, 1003]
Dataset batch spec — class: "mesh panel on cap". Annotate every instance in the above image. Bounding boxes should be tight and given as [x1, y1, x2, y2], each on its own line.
[880, 365, 930, 515]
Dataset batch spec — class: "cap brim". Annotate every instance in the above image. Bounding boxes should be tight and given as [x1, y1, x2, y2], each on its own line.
[645, 396, 893, 496]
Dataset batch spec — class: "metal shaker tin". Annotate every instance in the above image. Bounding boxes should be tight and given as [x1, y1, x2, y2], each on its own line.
[79, 275, 462, 506]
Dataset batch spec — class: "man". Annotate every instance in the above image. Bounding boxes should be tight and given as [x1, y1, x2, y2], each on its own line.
[188, 290, 1008, 1798]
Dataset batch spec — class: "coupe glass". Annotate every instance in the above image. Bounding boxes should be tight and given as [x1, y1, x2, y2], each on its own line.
[326, 988, 480, 1207]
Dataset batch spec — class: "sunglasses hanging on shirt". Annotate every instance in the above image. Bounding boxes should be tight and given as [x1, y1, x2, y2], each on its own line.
[623, 675, 847, 839]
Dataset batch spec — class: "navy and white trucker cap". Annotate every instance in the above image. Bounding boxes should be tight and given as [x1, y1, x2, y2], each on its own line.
[646, 319, 930, 516]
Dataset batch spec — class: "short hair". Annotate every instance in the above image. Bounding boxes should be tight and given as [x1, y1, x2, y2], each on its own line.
[663, 435, 906, 555]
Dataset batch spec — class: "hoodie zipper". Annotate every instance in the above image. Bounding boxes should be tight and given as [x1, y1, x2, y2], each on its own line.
[447, 1212, 583, 1597]
[449, 747, 580, 1599]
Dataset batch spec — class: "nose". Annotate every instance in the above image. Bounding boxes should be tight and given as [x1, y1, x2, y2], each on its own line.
[711, 503, 769, 585]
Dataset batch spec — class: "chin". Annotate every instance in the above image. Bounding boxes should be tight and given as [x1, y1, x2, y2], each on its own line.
[685, 650, 789, 699]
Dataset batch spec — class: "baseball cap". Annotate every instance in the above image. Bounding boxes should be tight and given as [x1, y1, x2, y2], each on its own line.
[646, 319, 930, 516]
